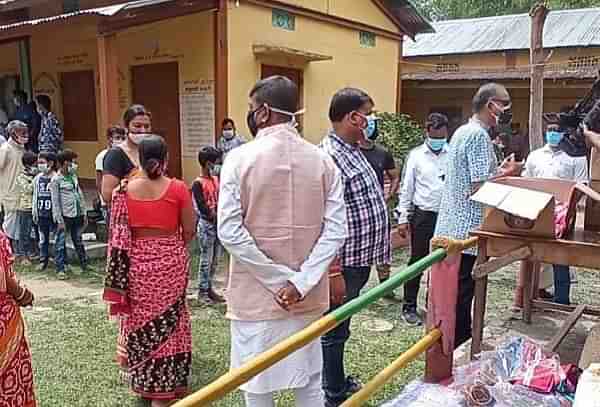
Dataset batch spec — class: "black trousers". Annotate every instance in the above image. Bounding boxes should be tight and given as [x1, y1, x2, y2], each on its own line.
[321, 266, 370, 403]
[404, 208, 438, 311]
[456, 253, 476, 348]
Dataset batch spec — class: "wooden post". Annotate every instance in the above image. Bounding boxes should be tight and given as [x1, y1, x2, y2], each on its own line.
[396, 39, 403, 113]
[214, 0, 229, 144]
[528, 4, 549, 151]
[471, 238, 489, 359]
[97, 34, 120, 134]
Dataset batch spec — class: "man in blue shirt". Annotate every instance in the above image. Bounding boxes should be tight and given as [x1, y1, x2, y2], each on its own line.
[434, 83, 523, 349]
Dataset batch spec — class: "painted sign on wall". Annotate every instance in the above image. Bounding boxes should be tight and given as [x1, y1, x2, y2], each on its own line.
[180, 79, 215, 157]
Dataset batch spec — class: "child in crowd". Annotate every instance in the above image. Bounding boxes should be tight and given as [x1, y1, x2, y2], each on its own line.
[50, 149, 88, 278]
[33, 152, 57, 271]
[15, 151, 38, 265]
[192, 146, 225, 305]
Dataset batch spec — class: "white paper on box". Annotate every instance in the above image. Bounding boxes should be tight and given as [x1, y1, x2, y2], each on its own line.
[471, 182, 554, 220]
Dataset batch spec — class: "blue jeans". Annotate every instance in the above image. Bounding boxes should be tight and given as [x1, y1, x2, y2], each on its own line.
[16, 210, 35, 257]
[197, 219, 220, 293]
[321, 266, 370, 404]
[553, 264, 571, 305]
[55, 216, 87, 272]
[37, 217, 55, 266]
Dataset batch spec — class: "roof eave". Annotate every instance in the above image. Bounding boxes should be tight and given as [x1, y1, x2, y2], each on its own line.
[375, 0, 434, 39]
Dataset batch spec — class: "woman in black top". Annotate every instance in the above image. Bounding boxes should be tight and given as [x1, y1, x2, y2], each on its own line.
[101, 105, 152, 204]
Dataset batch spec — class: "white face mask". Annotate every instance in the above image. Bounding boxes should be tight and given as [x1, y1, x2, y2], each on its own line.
[222, 129, 235, 140]
[129, 133, 151, 145]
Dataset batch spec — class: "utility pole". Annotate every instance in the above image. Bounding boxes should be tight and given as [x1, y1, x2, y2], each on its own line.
[528, 3, 549, 151]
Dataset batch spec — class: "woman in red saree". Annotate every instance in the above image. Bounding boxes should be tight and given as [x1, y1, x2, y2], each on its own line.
[103, 135, 196, 407]
[0, 231, 36, 407]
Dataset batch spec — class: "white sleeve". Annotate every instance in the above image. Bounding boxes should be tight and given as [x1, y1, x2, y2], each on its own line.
[573, 157, 588, 183]
[289, 166, 347, 297]
[395, 151, 417, 224]
[95, 151, 105, 172]
[217, 153, 297, 294]
[523, 155, 534, 178]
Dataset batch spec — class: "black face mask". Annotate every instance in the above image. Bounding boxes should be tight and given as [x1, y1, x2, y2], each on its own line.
[498, 107, 513, 126]
[247, 106, 263, 138]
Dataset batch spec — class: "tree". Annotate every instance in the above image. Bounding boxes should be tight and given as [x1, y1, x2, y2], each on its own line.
[415, 0, 600, 21]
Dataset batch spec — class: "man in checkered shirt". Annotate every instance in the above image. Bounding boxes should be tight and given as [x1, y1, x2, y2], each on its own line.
[320, 88, 390, 407]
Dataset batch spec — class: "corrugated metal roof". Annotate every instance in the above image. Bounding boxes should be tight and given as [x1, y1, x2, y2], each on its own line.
[0, 0, 172, 32]
[404, 7, 600, 57]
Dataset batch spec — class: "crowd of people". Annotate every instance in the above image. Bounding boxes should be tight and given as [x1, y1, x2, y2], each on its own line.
[0, 77, 598, 407]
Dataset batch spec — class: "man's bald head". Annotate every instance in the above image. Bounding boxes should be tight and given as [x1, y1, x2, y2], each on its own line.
[472, 83, 510, 113]
[249, 75, 298, 113]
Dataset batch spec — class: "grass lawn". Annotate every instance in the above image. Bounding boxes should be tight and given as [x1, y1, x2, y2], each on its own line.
[17, 248, 600, 406]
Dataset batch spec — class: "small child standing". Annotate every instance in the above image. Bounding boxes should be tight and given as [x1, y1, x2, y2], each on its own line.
[33, 152, 57, 271]
[192, 146, 225, 305]
[50, 149, 88, 278]
[15, 151, 38, 265]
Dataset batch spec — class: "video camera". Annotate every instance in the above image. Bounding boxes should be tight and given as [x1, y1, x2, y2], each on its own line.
[543, 75, 600, 157]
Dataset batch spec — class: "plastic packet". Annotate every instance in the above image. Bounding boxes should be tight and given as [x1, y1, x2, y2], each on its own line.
[382, 380, 465, 407]
[489, 382, 567, 407]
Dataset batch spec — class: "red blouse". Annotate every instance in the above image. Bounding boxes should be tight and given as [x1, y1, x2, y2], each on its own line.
[127, 179, 192, 232]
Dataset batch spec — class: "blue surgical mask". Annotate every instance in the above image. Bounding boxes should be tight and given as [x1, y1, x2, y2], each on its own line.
[546, 131, 564, 146]
[363, 115, 378, 140]
[427, 137, 446, 152]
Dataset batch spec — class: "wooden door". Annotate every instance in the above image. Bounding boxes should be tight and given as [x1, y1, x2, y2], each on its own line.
[61, 70, 98, 142]
[132, 62, 181, 178]
[260, 65, 304, 128]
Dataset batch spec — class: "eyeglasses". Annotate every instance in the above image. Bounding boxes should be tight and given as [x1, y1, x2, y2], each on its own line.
[491, 99, 512, 108]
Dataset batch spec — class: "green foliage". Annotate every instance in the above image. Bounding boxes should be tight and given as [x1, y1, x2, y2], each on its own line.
[378, 112, 424, 169]
[415, 0, 600, 20]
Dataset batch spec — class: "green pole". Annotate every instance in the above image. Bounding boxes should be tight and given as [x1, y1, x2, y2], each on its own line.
[332, 248, 447, 322]
[18, 38, 33, 100]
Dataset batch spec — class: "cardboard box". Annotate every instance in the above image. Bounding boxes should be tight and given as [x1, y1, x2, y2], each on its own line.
[471, 177, 600, 238]
[472, 181, 556, 238]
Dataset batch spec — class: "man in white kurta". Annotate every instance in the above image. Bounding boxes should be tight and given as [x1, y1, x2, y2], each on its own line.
[218, 75, 347, 407]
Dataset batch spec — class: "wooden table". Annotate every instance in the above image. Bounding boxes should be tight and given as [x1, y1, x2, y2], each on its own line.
[469, 228, 600, 359]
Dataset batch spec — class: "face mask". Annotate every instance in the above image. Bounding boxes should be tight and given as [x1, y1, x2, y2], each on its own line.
[69, 163, 78, 174]
[247, 106, 263, 138]
[490, 101, 513, 126]
[222, 130, 235, 140]
[546, 130, 564, 146]
[13, 98, 20, 107]
[38, 163, 49, 173]
[427, 137, 447, 152]
[247, 105, 306, 137]
[355, 112, 378, 140]
[112, 137, 126, 147]
[129, 133, 151, 145]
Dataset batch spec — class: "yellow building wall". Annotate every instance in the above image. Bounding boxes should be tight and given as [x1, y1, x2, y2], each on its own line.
[114, 12, 214, 184]
[228, 2, 400, 145]
[274, 0, 400, 32]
